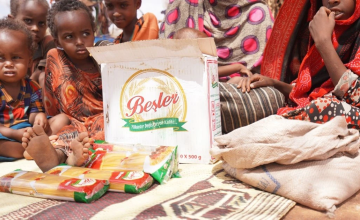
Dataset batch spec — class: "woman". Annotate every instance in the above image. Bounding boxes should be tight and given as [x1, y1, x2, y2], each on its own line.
[237, 0, 360, 129]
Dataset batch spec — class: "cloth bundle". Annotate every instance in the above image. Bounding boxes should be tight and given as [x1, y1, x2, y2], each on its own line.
[211, 115, 360, 215]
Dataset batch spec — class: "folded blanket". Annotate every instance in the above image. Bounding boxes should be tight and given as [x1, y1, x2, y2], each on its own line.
[211, 115, 359, 168]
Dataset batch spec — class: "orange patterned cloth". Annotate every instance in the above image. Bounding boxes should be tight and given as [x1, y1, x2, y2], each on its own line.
[114, 13, 159, 43]
[44, 48, 104, 140]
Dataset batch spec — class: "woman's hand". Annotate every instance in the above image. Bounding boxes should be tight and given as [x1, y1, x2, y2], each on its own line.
[309, 7, 335, 48]
[228, 74, 275, 92]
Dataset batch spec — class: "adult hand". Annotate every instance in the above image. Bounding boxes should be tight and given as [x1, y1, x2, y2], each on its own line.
[309, 7, 335, 48]
[249, 74, 275, 89]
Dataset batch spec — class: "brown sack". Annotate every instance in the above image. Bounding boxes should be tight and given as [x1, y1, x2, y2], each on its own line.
[211, 116, 359, 169]
[223, 152, 360, 215]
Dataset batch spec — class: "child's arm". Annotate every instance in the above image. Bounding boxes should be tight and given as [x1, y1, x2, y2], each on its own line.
[28, 80, 50, 131]
[29, 112, 49, 131]
[218, 64, 252, 77]
[309, 7, 347, 86]
[219, 64, 254, 92]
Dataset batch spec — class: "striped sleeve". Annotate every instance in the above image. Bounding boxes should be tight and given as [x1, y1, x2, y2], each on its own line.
[28, 80, 45, 113]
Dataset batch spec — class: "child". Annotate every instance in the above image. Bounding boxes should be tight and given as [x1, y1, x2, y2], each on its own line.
[173, 27, 253, 92]
[22, 0, 103, 172]
[104, 0, 159, 43]
[0, 18, 69, 160]
[234, 0, 360, 129]
[8, 0, 55, 89]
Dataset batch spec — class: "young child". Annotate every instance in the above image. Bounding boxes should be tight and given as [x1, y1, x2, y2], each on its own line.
[104, 0, 159, 43]
[23, 0, 103, 172]
[173, 28, 253, 91]
[0, 18, 69, 160]
[8, 0, 55, 89]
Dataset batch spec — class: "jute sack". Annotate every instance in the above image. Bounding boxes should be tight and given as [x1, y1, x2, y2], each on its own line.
[211, 115, 360, 169]
[223, 152, 360, 216]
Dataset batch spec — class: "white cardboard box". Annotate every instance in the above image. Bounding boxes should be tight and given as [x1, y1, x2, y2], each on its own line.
[88, 38, 222, 164]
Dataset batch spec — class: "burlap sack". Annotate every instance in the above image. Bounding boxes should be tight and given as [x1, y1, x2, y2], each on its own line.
[223, 152, 360, 215]
[211, 115, 360, 169]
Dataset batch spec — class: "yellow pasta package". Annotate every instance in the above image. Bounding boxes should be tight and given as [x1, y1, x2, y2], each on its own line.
[47, 165, 153, 194]
[92, 143, 156, 154]
[85, 150, 148, 171]
[87, 145, 180, 184]
[0, 170, 109, 203]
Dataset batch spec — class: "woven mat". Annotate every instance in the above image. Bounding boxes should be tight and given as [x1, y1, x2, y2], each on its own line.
[0, 160, 295, 220]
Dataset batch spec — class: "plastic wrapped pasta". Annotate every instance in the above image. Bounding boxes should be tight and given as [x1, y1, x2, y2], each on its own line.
[87, 145, 180, 184]
[143, 146, 180, 184]
[47, 165, 153, 193]
[92, 143, 156, 154]
[86, 150, 148, 171]
[0, 170, 109, 203]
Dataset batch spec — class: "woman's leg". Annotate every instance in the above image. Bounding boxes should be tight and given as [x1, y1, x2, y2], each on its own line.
[283, 97, 360, 129]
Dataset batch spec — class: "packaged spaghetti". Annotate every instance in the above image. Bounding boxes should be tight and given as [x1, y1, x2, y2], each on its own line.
[0, 170, 109, 203]
[143, 146, 180, 184]
[47, 165, 153, 193]
[87, 145, 180, 184]
[92, 143, 156, 154]
[85, 150, 148, 171]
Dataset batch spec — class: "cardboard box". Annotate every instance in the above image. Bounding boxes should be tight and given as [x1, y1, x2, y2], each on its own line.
[88, 38, 222, 164]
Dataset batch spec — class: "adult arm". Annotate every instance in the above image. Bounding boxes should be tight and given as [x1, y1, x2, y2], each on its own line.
[220, 64, 254, 92]
[229, 74, 293, 98]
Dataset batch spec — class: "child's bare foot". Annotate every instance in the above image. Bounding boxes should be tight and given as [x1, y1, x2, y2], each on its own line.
[66, 132, 91, 166]
[22, 125, 64, 172]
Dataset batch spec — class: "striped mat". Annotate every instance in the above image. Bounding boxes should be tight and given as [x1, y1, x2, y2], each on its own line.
[0, 160, 295, 219]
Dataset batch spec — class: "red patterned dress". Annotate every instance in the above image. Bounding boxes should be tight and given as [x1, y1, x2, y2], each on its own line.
[44, 48, 104, 140]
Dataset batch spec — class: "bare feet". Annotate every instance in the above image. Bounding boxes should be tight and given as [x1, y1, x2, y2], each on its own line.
[22, 125, 65, 172]
[23, 151, 33, 160]
[66, 132, 91, 167]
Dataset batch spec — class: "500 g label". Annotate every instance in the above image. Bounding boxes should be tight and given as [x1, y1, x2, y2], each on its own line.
[180, 154, 202, 160]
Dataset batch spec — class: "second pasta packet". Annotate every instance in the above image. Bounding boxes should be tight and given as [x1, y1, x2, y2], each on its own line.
[46, 165, 153, 194]
[89, 144, 180, 184]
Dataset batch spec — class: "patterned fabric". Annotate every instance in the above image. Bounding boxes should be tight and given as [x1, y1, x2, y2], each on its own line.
[219, 82, 285, 133]
[44, 49, 104, 140]
[0, 162, 295, 219]
[0, 78, 43, 128]
[160, 0, 274, 72]
[261, 0, 360, 112]
[114, 13, 159, 43]
[32, 35, 56, 73]
[283, 70, 360, 129]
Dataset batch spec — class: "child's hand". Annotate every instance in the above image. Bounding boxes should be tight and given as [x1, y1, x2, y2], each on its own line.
[34, 113, 49, 132]
[309, 7, 335, 48]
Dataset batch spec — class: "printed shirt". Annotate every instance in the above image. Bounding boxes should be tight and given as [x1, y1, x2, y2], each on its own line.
[0, 78, 44, 127]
